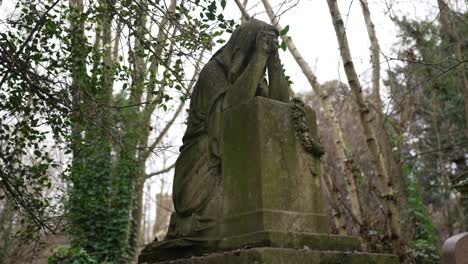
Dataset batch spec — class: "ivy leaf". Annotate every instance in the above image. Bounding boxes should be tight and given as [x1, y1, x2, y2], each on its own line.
[206, 12, 216, 20]
[221, 0, 226, 9]
[280, 25, 289, 36]
[207, 1, 217, 12]
[280, 41, 287, 51]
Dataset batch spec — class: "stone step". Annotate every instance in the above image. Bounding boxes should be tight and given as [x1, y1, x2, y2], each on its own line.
[139, 231, 366, 263]
[141, 247, 398, 264]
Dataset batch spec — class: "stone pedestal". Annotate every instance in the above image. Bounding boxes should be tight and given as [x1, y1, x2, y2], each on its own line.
[151, 248, 398, 264]
[138, 97, 398, 264]
[218, 97, 358, 251]
[221, 97, 326, 235]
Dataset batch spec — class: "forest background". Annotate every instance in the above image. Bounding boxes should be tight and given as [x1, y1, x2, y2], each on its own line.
[0, 0, 467, 263]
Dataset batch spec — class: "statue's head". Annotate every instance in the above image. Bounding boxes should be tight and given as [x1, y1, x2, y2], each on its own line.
[230, 19, 278, 56]
[213, 19, 278, 84]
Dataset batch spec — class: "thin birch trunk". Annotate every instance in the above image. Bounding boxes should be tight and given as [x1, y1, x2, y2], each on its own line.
[260, 0, 365, 233]
[322, 169, 347, 235]
[132, 0, 201, 254]
[139, 185, 148, 246]
[359, 0, 381, 108]
[234, 0, 251, 21]
[241, 0, 249, 24]
[401, 49, 414, 129]
[127, 1, 149, 260]
[326, 0, 406, 258]
[359, 0, 408, 210]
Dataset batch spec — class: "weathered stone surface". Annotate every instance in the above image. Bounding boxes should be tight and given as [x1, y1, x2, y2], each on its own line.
[221, 97, 327, 238]
[138, 98, 362, 263]
[218, 231, 360, 252]
[140, 248, 398, 264]
[162, 18, 289, 244]
[138, 17, 400, 264]
[443, 232, 468, 264]
[139, 239, 217, 264]
[138, 231, 361, 263]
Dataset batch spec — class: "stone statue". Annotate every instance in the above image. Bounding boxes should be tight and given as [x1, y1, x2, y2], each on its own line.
[140, 19, 399, 264]
[165, 19, 291, 242]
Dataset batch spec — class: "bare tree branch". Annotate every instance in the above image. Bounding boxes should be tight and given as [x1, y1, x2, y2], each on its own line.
[145, 162, 176, 179]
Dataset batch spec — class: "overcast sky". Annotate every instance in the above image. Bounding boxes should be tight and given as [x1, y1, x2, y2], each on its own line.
[223, 0, 441, 94]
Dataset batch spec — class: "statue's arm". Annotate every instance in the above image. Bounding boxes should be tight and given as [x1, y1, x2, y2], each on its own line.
[267, 50, 290, 103]
[223, 30, 276, 109]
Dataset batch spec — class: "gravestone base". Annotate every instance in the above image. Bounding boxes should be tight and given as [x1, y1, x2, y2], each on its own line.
[218, 231, 360, 251]
[138, 98, 399, 264]
[138, 231, 362, 263]
[139, 247, 398, 264]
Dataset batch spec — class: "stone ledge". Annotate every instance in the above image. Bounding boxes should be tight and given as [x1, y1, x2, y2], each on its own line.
[138, 231, 362, 263]
[218, 231, 361, 252]
[221, 209, 328, 236]
[140, 247, 398, 264]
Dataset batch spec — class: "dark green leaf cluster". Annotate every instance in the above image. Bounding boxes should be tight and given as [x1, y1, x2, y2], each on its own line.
[48, 245, 99, 264]
[403, 164, 440, 263]
[60, 0, 238, 262]
[0, 0, 71, 240]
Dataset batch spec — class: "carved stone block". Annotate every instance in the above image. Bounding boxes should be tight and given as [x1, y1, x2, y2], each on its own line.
[221, 96, 326, 234]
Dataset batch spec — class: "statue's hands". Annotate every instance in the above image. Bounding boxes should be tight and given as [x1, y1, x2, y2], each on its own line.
[256, 27, 279, 55]
[267, 46, 280, 64]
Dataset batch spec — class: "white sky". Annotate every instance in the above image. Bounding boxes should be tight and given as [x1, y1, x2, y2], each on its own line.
[224, 0, 440, 94]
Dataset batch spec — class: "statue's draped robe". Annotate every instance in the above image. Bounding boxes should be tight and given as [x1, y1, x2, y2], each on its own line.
[165, 19, 281, 241]
[167, 60, 226, 239]
[166, 29, 251, 239]
[172, 60, 226, 217]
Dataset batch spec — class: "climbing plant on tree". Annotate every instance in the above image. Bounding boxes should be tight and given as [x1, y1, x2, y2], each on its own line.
[1, 0, 235, 262]
[66, 0, 234, 262]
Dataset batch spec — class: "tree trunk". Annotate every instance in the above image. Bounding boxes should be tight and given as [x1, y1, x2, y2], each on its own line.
[0, 196, 14, 264]
[261, 0, 365, 236]
[359, 0, 408, 213]
[322, 169, 347, 235]
[326, 0, 407, 259]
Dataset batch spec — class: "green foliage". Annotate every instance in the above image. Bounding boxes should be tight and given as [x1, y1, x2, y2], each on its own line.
[61, 0, 236, 262]
[389, 11, 468, 216]
[48, 246, 98, 264]
[393, 16, 467, 131]
[0, 0, 70, 241]
[1, 0, 235, 262]
[280, 25, 289, 36]
[278, 25, 289, 51]
[279, 41, 287, 51]
[382, 10, 468, 260]
[403, 164, 440, 263]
